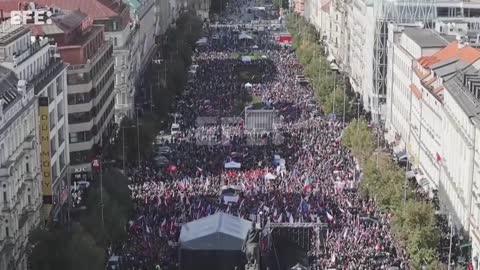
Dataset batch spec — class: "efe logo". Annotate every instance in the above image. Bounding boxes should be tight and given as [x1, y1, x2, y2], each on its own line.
[10, 10, 53, 25]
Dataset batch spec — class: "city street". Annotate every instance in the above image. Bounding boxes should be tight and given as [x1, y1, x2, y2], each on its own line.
[120, 1, 408, 270]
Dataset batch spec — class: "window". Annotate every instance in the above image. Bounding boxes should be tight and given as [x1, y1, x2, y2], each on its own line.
[69, 133, 78, 143]
[114, 37, 118, 46]
[57, 103, 64, 120]
[47, 84, 55, 102]
[58, 126, 65, 146]
[5, 227, 9, 237]
[3, 191, 6, 202]
[52, 162, 58, 179]
[56, 75, 64, 95]
[28, 195, 31, 204]
[49, 111, 55, 130]
[70, 150, 91, 165]
[59, 151, 65, 170]
[25, 162, 29, 172]
[50, 136, 56, 155]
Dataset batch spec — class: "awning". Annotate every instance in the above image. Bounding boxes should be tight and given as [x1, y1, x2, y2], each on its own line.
[416, 174, 429, 187]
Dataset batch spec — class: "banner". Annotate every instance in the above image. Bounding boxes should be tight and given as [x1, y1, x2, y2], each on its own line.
[39, 97, 52, 204]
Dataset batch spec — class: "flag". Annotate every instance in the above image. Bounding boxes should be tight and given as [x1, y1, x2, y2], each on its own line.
[436, 153, 442, 164]
[326, 212, 334, 222]
[304, 176, 313, 189]
[197, 167, 203, 173]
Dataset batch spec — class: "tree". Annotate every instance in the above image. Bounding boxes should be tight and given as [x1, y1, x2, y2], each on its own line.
[67, 223, 105, 270]
[30, 227, 70, 270]
[30, 224, 105, 270]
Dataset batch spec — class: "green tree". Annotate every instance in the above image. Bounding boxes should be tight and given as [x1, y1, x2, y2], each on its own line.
[30, 223, 105, 270]
[30, 227, 70, 270]
[68, 223, 105, 270]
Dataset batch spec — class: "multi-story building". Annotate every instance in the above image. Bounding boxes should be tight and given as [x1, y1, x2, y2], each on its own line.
[31, 9, 115, 180]
[306, 0, 480, 123]
[36, 0, 136, 124]
[123, 0, 157, 85]
[386, 23, 480, 266]
[385, 25, 448, 194]
[0, 18, 70, 268]
[443, 60, 480, 270]
[346, 0, 368, 98]
[0, 65, 42, 270]
[0, 19, 70, 223]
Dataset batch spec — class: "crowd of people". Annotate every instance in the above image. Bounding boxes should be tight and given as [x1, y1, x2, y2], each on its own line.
[118, 1, 413, 269]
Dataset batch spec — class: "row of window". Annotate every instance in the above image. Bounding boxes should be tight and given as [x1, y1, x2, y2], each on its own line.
[0, 109, 35, 165]
[68, 79, 114, 124]
[69, 102, 115, 165]
[67, 65, 114, 105]
[67, 45, 113, 85]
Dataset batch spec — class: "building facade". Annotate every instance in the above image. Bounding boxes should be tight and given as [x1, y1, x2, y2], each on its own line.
[0, 19, 70, 223]
[0, 65, 41, 270]
[443, 60, 480, 270]
[0, 19, 70, 268]
[31, 10, 115, 180]
[34, 0, 136, 124]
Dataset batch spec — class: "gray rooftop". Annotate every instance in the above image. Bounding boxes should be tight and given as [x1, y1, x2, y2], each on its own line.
[0, 65, 19, 111]
[403, 28, 449, 48]
[444, 64, 480, 124]
[431, 57, 470, 80]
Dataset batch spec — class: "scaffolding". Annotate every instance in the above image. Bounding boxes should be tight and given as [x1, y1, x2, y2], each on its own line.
[264, 222, 328, 270]
[372, 0, 436, 124]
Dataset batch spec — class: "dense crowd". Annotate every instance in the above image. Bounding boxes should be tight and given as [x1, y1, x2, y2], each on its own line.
[118, 1, 413, 270]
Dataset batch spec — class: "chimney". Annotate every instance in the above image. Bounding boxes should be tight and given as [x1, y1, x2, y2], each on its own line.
[17, 80, 26, 95]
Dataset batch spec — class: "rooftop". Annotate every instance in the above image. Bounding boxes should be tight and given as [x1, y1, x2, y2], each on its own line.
[0, 66, 19, 111]
[418, 42, 480, 68]
[34, 0, 126, 19]
[0, 22, 29, 46]
[403, 27, 449, 48]
[444, 63, 480, 125]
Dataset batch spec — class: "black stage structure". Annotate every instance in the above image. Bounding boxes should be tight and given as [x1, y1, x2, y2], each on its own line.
[262, 222, 328, 270]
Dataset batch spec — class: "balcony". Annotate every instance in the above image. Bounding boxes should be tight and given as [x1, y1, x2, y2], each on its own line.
[31, 59, 66, 95]
[69, 40, 113, 71]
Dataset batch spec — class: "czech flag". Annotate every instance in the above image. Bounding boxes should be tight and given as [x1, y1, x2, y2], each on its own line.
[303, 177, 313, 193]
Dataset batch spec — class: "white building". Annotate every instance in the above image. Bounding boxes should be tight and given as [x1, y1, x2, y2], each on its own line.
[124, 0, 158, 82]
[443, 60, 480, 270]
[34, 0, 137, 124]
[0, 65, 41, 270]
[0, 20, 70, 223]
[307, 0, 480, 123]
